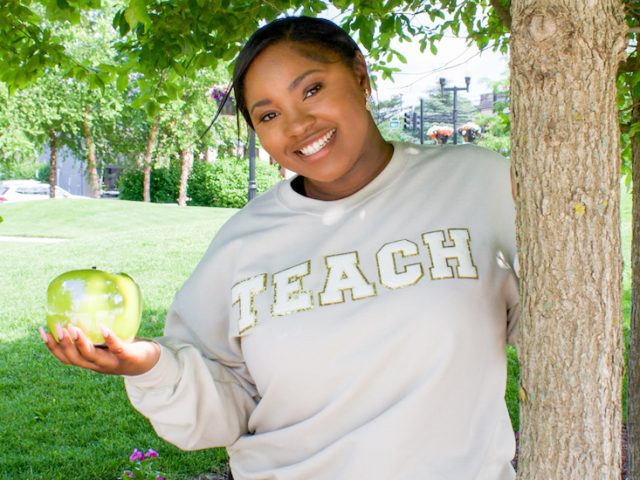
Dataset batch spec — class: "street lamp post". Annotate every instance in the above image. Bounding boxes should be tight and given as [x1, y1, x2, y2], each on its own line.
[439, 76, 471, 145]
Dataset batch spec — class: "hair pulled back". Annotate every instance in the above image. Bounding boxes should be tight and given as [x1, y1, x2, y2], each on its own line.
[231, 16, 362, 128]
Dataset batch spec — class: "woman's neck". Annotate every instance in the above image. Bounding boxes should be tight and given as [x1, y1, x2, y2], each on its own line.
[303, 137, 394, 201]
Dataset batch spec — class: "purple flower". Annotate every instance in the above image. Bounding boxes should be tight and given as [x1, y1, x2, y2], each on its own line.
[130, 448, 145, 462]
[123, 470, 135, 478]
[157, 476, 165, 480]
[145, 448, 159, 459]
[210, 85, 228, 102]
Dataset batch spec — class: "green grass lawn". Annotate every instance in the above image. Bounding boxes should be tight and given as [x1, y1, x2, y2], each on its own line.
[0, 188, 632, 479]
[0, 199, 235, 479]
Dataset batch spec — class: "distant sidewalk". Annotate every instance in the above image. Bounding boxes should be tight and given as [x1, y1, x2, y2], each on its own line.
[0, 236, 68, 243]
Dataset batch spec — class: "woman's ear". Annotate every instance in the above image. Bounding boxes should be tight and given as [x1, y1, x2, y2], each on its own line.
[353, 51, 371, 92]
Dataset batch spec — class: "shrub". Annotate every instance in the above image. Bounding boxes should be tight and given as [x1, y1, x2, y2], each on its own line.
[119, 162, 181, 203]
[36, 164, 50, 182]
[188, 157, 282, 208]
[119, 157, 281, 208]
[0, 160, 41, 180]
[118, 169, 144, 201]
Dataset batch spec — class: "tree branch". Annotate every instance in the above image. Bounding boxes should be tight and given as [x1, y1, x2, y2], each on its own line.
[489, 0, 512, 30]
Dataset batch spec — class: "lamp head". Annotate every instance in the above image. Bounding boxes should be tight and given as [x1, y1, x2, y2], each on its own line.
[465, 76, 471, 90]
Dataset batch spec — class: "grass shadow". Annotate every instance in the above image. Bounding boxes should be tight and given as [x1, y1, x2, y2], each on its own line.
[0, 307, 228, 480]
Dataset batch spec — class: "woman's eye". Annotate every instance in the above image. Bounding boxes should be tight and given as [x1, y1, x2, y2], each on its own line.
[260, 112, 278, 123]
[304, 84, 321, 99]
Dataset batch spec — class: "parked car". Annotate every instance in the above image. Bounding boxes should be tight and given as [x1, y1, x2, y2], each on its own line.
[0, 180, 82, 203]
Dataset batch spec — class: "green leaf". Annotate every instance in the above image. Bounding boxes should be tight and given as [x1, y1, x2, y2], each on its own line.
[124, 0, 150, 31]
[117, 73, 129, 92]
[145, 99, 160, 119]
[164, 82, 179, 100]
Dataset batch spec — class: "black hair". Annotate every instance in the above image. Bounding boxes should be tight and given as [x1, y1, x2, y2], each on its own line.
[213, 16, 362, 130]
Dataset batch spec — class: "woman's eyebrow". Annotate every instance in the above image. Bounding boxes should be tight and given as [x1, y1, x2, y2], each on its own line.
[250, 99, 272, 114]
[288, 69, 322, 91]
[250, 69, 323, 114]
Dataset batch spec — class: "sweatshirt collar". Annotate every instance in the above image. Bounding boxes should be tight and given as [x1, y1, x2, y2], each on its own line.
[276, 141, 410, 215]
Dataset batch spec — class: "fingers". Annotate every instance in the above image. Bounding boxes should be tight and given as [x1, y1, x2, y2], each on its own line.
[39, 325, 112, 372]
[100, 325, 126, 356]
[55, 326, 101, 370]
[39, 324, 160, 376]
[39, 326, 72, 365]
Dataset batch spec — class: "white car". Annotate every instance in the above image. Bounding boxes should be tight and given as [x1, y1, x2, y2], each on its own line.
[0, 180, 81, 203]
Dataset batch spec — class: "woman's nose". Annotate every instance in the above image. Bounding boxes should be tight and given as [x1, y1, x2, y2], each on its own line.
[283, 107, 315, 138]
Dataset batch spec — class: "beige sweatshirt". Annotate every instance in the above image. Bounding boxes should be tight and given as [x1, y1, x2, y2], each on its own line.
[125, 142, 519, 480]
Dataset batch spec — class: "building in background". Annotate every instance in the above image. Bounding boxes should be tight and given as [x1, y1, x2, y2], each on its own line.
[38, 144, 92, 196]
[477, 92, 509, 115]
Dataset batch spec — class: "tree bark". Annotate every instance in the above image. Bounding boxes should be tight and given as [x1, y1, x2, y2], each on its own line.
[48, 129, 57, 199]
[142, 119, 158, 203]
[628, 37, 640, 480]
[82, 105, 101, 198]
[178, 147, 193, 207]
[510, 1, 627, 478]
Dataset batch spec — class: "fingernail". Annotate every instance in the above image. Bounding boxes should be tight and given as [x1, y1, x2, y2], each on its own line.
[99, 324, 110, 339]
[38, 327, 48, 343]
[55, 324, 65, 341]
[70, 326, 79, 340]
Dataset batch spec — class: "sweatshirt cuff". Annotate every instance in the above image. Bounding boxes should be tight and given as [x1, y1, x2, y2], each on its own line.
[123, 344, 181, 389]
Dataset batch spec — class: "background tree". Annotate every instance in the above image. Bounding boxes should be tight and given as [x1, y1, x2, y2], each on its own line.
[154, 70, 225, 206]
[475, 78, 511, 156]
[63, 4, 123, 198]
[0, 83, 40, 178]
[371, 94, 415, 143]
[12, 70, 84, 197]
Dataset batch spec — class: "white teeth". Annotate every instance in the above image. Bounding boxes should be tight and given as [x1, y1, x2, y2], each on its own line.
[299, 129, 336, 156]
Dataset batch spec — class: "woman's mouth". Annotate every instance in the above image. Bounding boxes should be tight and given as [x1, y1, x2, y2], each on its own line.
[297, 129, 336, 156]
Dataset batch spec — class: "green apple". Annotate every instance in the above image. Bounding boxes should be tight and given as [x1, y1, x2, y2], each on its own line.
[46, 268, 142, 344]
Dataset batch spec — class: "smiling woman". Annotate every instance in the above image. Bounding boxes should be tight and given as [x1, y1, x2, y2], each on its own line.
[40, 16, 520, 480]
[242, 41, 392, 200]
[233, 19, 393, 201]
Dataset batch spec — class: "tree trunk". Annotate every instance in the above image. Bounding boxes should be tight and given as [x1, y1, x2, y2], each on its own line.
[48, 129, 57, 199]
[205, 147, 216, 164]
[142, 120, 158, 203]
[510, 1, 627, 478]
[82, 105, 101, 198]
[178, 147, 193, 207]
[628, 37, 640, 480]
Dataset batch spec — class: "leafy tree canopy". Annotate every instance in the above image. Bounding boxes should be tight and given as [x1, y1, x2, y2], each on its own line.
[0, 0, 511, 97]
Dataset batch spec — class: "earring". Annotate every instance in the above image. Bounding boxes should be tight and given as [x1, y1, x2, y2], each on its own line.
[365, 89, 373, 112]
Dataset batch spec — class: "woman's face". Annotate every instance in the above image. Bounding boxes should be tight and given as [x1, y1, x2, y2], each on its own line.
[243, 41, 377, 193]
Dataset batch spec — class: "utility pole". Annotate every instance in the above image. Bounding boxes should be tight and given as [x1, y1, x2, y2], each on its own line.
[439, 76, 471, 145]
[248, 130, 257, 201]
[420, 98, 424, 144]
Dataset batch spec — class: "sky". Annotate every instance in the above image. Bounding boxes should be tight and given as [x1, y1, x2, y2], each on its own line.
[371, 36, 509, 110]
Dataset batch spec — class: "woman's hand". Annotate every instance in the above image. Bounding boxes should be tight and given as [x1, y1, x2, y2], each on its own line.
[39, 324, 161, 376]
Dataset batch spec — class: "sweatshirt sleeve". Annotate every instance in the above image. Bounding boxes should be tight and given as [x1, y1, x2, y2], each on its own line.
[496, 153, 520, 347]
[124, 229, 259, 450]
[477, 146, 520, 347]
